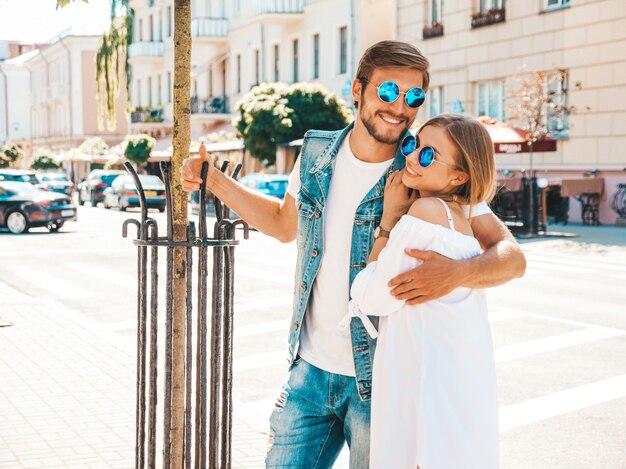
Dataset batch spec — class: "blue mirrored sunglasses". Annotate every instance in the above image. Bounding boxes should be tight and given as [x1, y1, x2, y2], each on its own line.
[365, 79, 426, 108]
[400, 133, 454, 169]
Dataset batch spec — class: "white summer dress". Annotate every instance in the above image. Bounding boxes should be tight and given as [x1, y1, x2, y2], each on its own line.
[345, 199, 499, 469]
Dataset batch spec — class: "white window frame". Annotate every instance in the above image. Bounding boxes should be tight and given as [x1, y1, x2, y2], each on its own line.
[479, 0, 503, 13]
[338, 25, 348, 76]
[544, 0, 570, 11]
[312, 32, 320, 80]
[429, 86, 444, 118]
[476, 79, 505, 121]
[545, 70, 570, 137]
[428, 0, 442, 24]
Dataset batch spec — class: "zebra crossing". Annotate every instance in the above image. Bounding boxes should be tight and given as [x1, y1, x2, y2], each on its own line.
[2, 237, 625, 468]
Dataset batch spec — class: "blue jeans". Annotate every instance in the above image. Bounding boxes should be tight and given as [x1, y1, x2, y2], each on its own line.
[265, 358, 371, 468]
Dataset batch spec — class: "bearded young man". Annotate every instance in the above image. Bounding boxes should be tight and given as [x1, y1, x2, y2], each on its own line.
[181, 40, 526, 468]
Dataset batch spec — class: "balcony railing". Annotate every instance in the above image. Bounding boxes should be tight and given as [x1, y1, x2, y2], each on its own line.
[252, 0, 304, 16]
[130, 107, 165, 124]
[471, 7, 506, 29]
[423, 21, 444, 40]
[191, 17, 229, 38]
[128, 41, 164, 59]
[190, 96, 229, 115]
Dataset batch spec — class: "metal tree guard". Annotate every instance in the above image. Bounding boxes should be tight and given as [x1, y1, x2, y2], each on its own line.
[122, 160, 249, 469]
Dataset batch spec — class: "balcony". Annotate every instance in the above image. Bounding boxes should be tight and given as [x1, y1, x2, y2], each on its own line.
[130, 106, 165, 124]
[251, 0, 304, 22]
[190, 96, 229, 115]
[191, 17, 229, 41]
[128, 41, 164, 61]
[471, 7, 506, 29]
[422, 21, 444, 40]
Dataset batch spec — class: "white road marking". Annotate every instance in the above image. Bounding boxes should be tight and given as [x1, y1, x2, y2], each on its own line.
[526, 260, 591, 274]
[495, 327, 624, 363]
[65, 262, 137, 289]
[236, 266, 294, 286]
[233, 351, 286, 372]
[499, 373, 626, 432]
[235, 295, 293, 313]
[234, 320, 289, 338]
[13, 268, 92, 299]
[489, 308, 528, 323]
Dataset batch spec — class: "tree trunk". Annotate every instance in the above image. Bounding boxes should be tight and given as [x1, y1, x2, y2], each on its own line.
[171, 1, 191, 467]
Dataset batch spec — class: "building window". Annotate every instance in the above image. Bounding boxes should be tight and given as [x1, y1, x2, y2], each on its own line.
[157, 74, 162, 105]
[137, 79, 142, 107]
[209, 68, 213, 96]
[235, 0, 241, 15]
[293, 39, 299, 83]
[274, 44, 280, 81]
[167, 7, 172, 37]
[138, 19, 143, 41]
[429, 86, 444, 118]
[479, 0, 503, 13]
[546, 70, 570, 136]
[312, 33, 320, 79]
[429, 0, 442, 23]
[339, 26, 348, 75]
[236, 54, 241, 93]
[148, 76, 153, 106]
[477, 79, 504, 121]
[167, 72, 171, 103]
[158, 11, 163, 41]
[149, 14, 154, 41]
[545, 0, 570, 10]
[254, 50, 260, 85]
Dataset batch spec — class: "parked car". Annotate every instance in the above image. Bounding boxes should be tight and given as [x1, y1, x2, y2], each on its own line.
[0, 169, 41, 186]
[38, 172, 75, 196]
[77, 169, 126, 207]
[103, 174, 166, 212]
[238, 173, 290, 200]
[0, 181, 77, 234]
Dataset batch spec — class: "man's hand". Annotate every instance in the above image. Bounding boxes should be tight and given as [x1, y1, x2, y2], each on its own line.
[180, 144, 214, 192]
[388, 249, 467, 304]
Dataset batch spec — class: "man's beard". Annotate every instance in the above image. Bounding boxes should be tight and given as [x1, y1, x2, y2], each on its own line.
[360, 101, 409, 145]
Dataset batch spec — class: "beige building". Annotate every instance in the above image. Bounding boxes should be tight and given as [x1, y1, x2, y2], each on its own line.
[127, 0, 392, 152]
[23, 34, 128, 155]
[396, 0, 626, 225]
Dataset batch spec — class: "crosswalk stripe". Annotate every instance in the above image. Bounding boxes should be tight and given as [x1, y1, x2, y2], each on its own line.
[233, 351, 286, 372]
[13, 268, 92, 299]
[494, 327, 625, 363]
[499, 373, 626, 432]
[65, 262, 137, 289]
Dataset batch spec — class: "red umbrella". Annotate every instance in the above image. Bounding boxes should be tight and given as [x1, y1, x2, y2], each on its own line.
[477, 116, 557, 154]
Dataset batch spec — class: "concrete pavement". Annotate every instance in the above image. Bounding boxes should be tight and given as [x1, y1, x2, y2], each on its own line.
[1, 221, 625, 468]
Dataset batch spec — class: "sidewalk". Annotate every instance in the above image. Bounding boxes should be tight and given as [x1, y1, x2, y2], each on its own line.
[0, 283, 267, 469]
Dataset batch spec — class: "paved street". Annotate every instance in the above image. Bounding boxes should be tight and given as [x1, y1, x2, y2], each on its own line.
[1, 203, 626, 468]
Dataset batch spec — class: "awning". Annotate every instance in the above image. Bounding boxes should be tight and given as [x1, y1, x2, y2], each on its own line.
[477, 116, 557, 154]
[191, 51, 229, 77]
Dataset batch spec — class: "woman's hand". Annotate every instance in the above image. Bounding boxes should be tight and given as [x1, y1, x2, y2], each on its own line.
[381, 170, 417, 229]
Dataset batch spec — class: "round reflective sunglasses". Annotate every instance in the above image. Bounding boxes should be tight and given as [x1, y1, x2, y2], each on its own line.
[400, 133, 456, 169]
[363, 79, 426, 108]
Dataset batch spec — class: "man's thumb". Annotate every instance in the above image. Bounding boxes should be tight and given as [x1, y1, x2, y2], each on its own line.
[199, 144, 208, 160]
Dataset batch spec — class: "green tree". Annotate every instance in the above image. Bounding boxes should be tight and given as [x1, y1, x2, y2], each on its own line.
[123, 133, 155, 164]
[0, 143, 24, 168]
[235, 82, 352, 165]
[31, 155, 62, 171]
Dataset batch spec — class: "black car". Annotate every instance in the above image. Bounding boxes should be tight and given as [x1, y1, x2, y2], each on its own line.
[77, 169, 125, 207]
[103, 174, 166, 212]
[38, 172, 75, 196]
[0, 181, 77, 234]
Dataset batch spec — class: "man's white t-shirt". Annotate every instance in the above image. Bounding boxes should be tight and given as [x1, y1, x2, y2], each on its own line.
[286, 132, 492, 377]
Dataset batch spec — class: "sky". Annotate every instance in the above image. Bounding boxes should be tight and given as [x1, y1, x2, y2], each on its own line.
[0, 0, 111, 44]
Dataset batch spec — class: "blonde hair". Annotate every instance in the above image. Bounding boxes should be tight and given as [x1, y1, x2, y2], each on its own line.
[355, 41, 430, 108]
[419, 114, 496, 209]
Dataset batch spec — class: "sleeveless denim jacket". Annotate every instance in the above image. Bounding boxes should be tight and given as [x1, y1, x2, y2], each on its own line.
[287, 123, 406, 401]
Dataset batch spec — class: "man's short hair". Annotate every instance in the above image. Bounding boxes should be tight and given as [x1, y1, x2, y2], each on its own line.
[355, 40, 431, 109]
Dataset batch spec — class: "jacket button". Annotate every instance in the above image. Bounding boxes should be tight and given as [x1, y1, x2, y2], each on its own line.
[312, 248, 318, 257]
[300, 282, 307, 292]
[293, 321, 299, 328]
